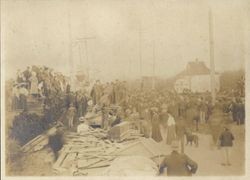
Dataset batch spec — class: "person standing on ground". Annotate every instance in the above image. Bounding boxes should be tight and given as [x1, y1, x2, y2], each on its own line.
[19, 84, 29, 111]
[166, 112, 176, 145]
[77, 117, 90, 134]
[151, 108, 162, 142]
[29, 71, 39, 96]
[199, 97, 206, 124]
[218, 127, 235, 166]
[209, 100, 223, 147]
[67, 103, 76, 129]
[159, 108, 169, 142]
[230, 97, 238, 123]
[159, 140, 198, 176]
[48, 127, 64, 161]
[176, 117, 186, 153]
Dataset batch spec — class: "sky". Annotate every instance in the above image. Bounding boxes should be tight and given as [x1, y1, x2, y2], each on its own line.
[1, 0, 249, 82]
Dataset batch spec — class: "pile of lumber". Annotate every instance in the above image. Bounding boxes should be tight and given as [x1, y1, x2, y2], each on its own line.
[108, 121, 143, 142]
[103, 155, 159, 176]
[21, 126, 58, 153]
[52, 124, 161, 176]
[53, 129, 124, 175]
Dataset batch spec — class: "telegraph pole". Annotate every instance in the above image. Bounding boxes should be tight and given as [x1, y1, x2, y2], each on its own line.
[138, 22, 144, 90]
[75, 37, 95, 82]
[76, 41, 83, 68]
[152, 40, 156, 90]
[209, 8, 216, 105]
[139, 22, 142, 78]
[67, 1, 74, 90]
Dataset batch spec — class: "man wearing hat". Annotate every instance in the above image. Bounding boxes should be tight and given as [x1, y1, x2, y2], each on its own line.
[18, 84, 29, 111]
[77, 117, 90, 134]
[159, 140, 198, 176]
[218, 127, 235, 166]
[48, 127, 65, 161]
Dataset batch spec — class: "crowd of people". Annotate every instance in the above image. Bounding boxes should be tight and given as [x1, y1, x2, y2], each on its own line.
[9, 66, 245, 149]
[7, 65, 246, 176]
[11, 66, 69, 111]
[75, 79, 244, 147]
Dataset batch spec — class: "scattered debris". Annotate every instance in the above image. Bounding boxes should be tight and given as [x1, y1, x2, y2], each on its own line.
[21, 126, 58, 153]
[52, 124, 168, 176]
[103, 156, 159, 176]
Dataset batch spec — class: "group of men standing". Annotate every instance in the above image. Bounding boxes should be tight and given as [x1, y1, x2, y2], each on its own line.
[90, 80, 128, 106]
[11, 66, 69, 112]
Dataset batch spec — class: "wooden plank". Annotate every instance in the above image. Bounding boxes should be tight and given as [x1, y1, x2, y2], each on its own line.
[53, 152, 68, 170]
[23, 136, 48, 153]
[21, 134, 43, 149]
[53, 146, 71, 170]
[61, 152, 77, 168]
[21, 135, 44, 152]
[77, 158, 102, 168]
[21, 126, 57, 153]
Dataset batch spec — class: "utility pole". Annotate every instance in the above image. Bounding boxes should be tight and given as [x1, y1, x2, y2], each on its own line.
[152, 40, 156, 90]
[67, 1, 74, 91]
[209, 8, 216, 105]
[139, 22, 142, 78]
[75, 37, 95, 82]
[76, 41, 83, 68]
[138, 22, 144, 90]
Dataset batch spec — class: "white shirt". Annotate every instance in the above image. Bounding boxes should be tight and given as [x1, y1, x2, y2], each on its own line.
[167, 114, 176, 126]
[77, 123, 90, 134]
[19, 87, 29, 96]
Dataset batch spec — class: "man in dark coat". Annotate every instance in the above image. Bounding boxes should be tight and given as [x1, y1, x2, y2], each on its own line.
[48, 127, 64, 161]
[159, 140, 198, 176]
[230, 98, 238, 123]
[219, 127, 234, 166]
[236, 98, 245, 125]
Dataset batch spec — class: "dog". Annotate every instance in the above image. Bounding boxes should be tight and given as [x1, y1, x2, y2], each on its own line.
[184, 130, 199, 147]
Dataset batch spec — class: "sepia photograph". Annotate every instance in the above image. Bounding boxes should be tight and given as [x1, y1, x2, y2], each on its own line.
[1, 0, 249, 179]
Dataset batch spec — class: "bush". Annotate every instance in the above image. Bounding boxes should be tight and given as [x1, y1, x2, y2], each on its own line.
[10, 112, 48, 146]
[6, 138, 23, 163]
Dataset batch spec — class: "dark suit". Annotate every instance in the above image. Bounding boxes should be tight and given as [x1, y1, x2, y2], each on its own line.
[159, 151, 198, 176]
[219, 129, 234, 147]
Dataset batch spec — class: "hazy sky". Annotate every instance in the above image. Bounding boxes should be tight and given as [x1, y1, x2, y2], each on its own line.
[2, 0, 249, 81]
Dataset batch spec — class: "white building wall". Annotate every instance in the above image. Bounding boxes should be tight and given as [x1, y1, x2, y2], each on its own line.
[175, 74, 220, 93]
[190, 74, 220, 92]
[174, 77, 189, 93]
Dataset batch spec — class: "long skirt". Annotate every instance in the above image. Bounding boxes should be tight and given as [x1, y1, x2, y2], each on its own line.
[12, 96, 19, 110]
[152, 123, 162, 142]
[166, 125, 176, 145]
[19, 95, 27, 110]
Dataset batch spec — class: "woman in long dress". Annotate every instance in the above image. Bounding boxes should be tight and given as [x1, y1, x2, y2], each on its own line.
[140, 108, 151, 138]
[151, 109, 162, 142]
[159, 109, 169, 142]
[166, 113, 176, 145]
[29, 72, 39, 95]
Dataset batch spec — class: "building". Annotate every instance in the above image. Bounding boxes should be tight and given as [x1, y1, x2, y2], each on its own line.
[174, 60, 220, 93]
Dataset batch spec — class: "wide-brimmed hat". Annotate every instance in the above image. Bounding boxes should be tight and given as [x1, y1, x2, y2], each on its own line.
[88, 100, 93, 106]
[171, 140, 180, 150]
[79, 117, 85, 122]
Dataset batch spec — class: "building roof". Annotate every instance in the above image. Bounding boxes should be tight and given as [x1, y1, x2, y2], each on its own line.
[177, 60, 217, 77]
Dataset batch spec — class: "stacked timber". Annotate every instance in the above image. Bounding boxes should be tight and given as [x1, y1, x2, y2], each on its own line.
[108, 121, 143, 142]
[21, 126, 58, 153]
[53, 129, 124, 175]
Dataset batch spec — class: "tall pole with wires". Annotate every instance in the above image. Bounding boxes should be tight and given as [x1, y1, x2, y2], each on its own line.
[67, 1, 73, 88]
[152, 40, 156, 90]
[75, 37, 95, 82]
[209, 8, 216, 105]
[139, 22, 142, 78]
